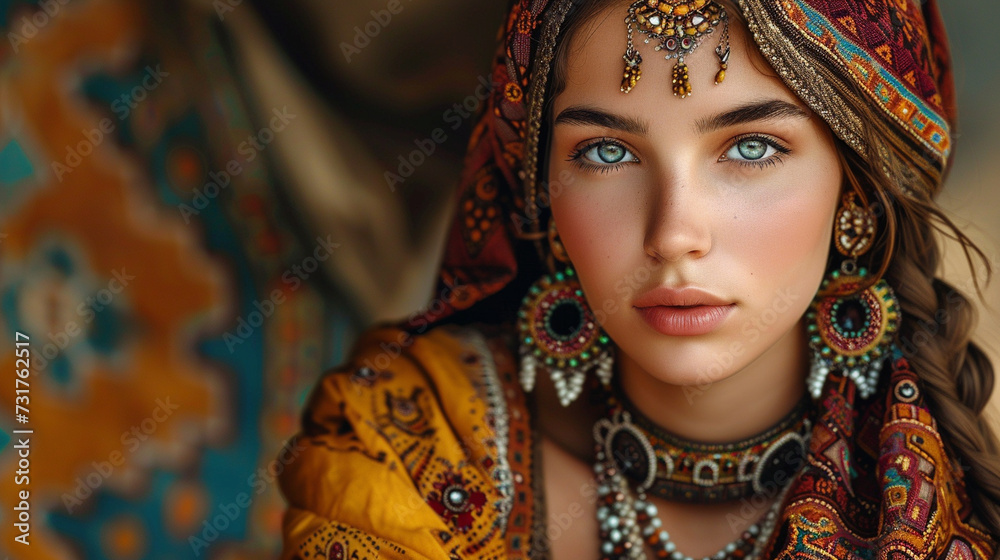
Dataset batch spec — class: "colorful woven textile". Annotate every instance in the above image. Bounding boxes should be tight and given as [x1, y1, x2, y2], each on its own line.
[737, 0, 958, 189]
[279, 324, 995, 558]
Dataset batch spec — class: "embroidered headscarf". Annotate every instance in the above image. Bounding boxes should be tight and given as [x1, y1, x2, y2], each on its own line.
[411, 0, 958, 330]
[401, 0, 997, 557]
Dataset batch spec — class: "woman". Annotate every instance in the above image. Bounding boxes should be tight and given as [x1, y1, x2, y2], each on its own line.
[278, 1, 1000, 558]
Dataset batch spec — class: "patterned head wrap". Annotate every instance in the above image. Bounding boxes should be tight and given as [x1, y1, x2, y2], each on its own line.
[411, 0, 958, 329]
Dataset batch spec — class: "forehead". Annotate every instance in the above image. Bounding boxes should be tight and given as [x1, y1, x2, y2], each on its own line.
[554, 1, 805, 120]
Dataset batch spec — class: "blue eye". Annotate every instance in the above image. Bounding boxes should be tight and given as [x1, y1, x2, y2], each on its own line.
[735, 138, 768, 159]
[592, 143, 627, 163]
[570, 139, 638, 172]
[721, 135, 790, 168]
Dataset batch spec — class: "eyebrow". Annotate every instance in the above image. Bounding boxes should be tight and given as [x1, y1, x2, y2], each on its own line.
[553, 99, 810, 136]
[554, 106, 648, 135]
[694, 99, 810, 135]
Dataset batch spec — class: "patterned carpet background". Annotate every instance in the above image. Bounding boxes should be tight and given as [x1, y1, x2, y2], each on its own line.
[0, 1, 345, 558]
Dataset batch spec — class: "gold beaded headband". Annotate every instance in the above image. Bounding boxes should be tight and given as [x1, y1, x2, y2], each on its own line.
[621, 0, 730, 97]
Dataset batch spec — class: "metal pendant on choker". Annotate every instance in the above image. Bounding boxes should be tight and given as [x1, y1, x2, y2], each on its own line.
[597, 381, 812, 504]
[593, 445, 782, 560]
[591, 393, 806, 560]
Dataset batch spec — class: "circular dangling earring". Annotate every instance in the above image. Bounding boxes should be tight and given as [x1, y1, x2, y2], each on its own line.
[517, 222, 614, 406]
[805, 192, 901, 400]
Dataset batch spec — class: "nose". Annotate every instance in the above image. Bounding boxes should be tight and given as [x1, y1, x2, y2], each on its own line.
[643, 178, 713, 263]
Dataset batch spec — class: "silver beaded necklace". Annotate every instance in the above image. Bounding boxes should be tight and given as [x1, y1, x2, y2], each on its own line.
[592, 410, 799, 560]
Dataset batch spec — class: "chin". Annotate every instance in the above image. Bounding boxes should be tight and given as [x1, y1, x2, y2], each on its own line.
[643, 363, 737, 388]
[615, 323, 748, 386]
[651, 352, 740, 387]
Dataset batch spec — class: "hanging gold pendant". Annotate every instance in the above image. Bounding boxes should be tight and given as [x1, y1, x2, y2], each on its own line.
[715, 63, 727, 85]
[834, 192, 877, 258]
[713, 12, 730, 86]
[672, 59, 691, 97]
[621, 0, 730, 98]
[621, 48, 643, 93]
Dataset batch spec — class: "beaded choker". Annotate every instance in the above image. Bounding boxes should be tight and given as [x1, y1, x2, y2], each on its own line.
[595, 381, 812, 504]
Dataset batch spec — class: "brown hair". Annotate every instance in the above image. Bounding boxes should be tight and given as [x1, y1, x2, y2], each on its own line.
[545, 0, 1000, 544]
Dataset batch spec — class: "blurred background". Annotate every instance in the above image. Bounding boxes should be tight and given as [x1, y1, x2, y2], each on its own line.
[0, 0, 995, 558]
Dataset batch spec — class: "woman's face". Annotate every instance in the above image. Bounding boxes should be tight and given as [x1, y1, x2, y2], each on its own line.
[547, 4, 843, 388]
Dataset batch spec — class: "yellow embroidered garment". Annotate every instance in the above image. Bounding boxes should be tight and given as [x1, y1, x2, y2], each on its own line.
[278, 325, 543, 559]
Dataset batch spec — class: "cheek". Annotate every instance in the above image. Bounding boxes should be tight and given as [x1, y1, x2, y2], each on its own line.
[748, 197, 830, 267]
[726, 169, 840, 307]
[550, 180, 650, 320]
[550, 180, 644, 275]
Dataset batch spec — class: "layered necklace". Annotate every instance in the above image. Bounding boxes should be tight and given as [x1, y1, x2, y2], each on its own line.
[591, 381, 813, 560]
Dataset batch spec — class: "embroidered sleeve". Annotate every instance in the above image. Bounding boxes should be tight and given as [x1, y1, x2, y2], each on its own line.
[277, 325, 519, 560]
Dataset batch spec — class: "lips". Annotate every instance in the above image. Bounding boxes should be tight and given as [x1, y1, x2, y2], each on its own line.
[634, 287, 735, 336]
[633, 286, 732, 308]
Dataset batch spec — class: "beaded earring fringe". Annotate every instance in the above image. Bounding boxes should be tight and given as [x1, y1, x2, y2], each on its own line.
[517, 267, 613, 406]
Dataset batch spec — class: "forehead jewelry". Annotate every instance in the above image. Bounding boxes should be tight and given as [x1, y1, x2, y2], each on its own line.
[621, 0, 730, 98]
